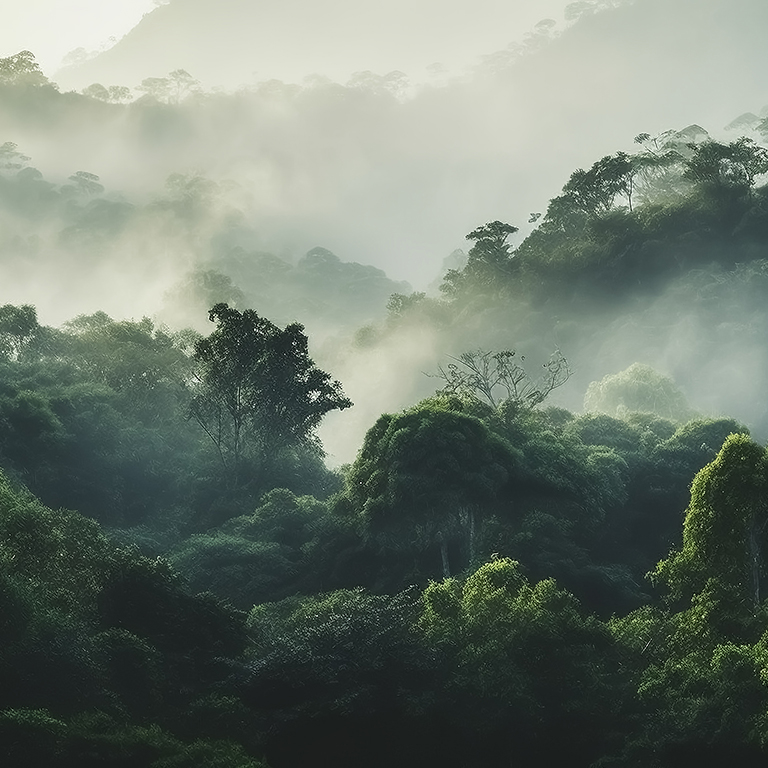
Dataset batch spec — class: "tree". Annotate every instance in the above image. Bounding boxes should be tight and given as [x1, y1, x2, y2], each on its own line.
[66, 170, 104, 196]
[190, 304, 351, 487]
[433, 348, 571, 412]
[137, 70, 199, 104]
[441, 221, 518, 296]
[82, 83, 132, 103]
[0, 304, 40, 360]
[419, 558, 618, 764]
[562, 152, 636, 214]
[162, 269, 245, 326]
[136, 76, 172, 102]
[347, 69, 408, 98]
[0, 51, 50, 88]
[583, 363, 694, 420]
[167, 69, 200, 103]
[0, 142, 30, 174]
[170, 489, 337, 608]
[107, 85, 132, 103]
[81, 83, 110, 101]
[631, 129, 689, 203]
[683, 138, 768, 199]
[653, 434, 768, 623]
[344, 400, 515, 578]
[160, 173, 219, 221]
[241, 587, 428, 766]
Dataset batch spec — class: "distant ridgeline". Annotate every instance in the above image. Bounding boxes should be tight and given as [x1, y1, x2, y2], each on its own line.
[0, 138, 410, 332]
[373, 123, 768, 437]
[434, 124, 768, 303]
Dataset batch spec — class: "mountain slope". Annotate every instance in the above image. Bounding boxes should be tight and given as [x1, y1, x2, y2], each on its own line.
[55, 0, 568, 89]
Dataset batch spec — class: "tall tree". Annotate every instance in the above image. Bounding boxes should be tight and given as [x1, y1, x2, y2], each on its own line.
[345, 400, 515, 578]
[683, 138, 768, 200]
[441, 221, 518, 297]
[190, 304, 351, 487]
[562, 152, 636, 215]
[653, 433, 768, 622]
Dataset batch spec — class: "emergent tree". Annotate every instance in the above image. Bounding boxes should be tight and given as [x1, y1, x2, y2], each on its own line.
[190, 304, 351, 487]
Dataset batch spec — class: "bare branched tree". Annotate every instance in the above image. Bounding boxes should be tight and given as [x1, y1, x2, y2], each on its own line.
[433, 349, 571, 411]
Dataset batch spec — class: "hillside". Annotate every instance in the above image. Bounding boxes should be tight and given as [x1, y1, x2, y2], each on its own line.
[54, 0, 568, 90]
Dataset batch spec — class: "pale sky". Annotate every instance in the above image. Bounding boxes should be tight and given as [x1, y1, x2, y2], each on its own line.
[2, 0, 570, 78]
[2, 1, 156, 72]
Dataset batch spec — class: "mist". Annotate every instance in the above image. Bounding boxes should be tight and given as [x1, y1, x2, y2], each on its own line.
[2, 0, 768, 464]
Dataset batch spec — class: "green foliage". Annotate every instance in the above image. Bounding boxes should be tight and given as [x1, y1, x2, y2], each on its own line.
[584, 363, 694, 420]
[0, 708, 267, 767]
[0, 310, 199, 525]
[0, 303, 344, 531]
[609, 603, 768, 765]
[562, 151, 636, 215]
[0, 471, 112, 612]
[683, 137, 768, 197]
[344, 400, 517, 580]
[0, 303, 41, 360]
[419, 559, 620, 762]
[0, 140, 30, 172]
[3, 88, 768, 764]
[170, 489, 346, 607]
[565, 412, 643, 452]
[243, 587, 428, 721]
[0, 50, 51, 88]
[163, 269, 245, 324]
[0, 708, 67, 764]
[247, 587, 422, 676]
[441, 220, 519, 297]
[190, 303, 352, 489]
[137, 69, 200, 104]
[435, 127, 768, 307]
[211, 246, 411, 335]
[653, 433, 768, 623]
[0, 471, 251, 753]
[59, 312, 191, 400]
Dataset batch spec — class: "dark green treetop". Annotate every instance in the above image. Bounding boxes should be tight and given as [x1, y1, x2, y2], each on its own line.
[190, 303, 351, 486]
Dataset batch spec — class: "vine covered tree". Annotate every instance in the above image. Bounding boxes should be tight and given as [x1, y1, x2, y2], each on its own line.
[345, 400, 515, 578]
[653, 433, 768, 624]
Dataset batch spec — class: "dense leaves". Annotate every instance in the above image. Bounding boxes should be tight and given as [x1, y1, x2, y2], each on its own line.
[190, 304, 351, 491]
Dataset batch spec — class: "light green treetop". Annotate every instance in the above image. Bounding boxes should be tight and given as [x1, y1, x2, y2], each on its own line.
[653, 434, 768, 620]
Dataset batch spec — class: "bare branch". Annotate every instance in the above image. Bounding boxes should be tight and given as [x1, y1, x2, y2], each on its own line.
[431, 348, 571, 411]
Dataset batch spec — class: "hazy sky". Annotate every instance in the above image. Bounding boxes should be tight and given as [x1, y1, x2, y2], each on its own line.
[3, 0, 570, 77]
[3, 1, 156, 71]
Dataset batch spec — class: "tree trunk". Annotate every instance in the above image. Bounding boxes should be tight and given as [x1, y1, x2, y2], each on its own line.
[439, 531, 450, 579]
[468, 507, 476, 565]
[459, 506, 476, 567]
[749, 517, 762, 609]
